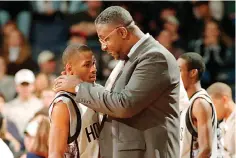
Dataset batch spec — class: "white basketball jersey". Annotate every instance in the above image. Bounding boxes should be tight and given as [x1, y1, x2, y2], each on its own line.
[49, 91, 100, 158]
[180, 89, 217, 158]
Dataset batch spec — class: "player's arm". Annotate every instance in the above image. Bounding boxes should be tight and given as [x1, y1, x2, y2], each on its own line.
[192, 98, 213, 158]
[48, 102, 70, 158]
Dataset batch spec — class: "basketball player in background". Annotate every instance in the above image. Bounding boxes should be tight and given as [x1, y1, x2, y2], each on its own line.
[178, 52, 217, 158]
[207, 82, 235, 157]
[48, 44, 99, 158]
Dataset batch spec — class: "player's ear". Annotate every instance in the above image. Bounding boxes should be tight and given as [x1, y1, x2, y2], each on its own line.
[65, 64, 73, 75]
[190, 69, 198, 78]
[222, 95, 229, 104]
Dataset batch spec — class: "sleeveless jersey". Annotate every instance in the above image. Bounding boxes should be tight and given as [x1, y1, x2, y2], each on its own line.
[49, 91, 100, 158]
[180, 89, 217, 158]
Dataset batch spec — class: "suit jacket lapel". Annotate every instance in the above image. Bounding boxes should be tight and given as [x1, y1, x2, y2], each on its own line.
[128, 36, 156, 63]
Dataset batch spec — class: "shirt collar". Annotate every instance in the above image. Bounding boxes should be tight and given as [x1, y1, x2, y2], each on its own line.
[127, 33, 150, 58]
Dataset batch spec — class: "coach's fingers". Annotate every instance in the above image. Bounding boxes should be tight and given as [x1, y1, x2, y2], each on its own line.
[53, 80, 66, 92]
[53, 78, 65, 92]
[54, 75, 66, 84]
[53, 83, 63, 92]
[55, 79, 66, 88]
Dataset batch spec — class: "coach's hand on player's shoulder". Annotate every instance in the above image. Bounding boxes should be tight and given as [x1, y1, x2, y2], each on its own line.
[53, 75, 82, 93]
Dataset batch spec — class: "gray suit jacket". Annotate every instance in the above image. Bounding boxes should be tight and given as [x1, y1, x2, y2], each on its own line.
[75, 36, 180, 158]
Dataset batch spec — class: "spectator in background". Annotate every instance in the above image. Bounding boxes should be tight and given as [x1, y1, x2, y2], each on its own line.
[66, 1, 88, 14]
[159, 3, 177, 23]
[208, 1, 224, 22]
[0, 21, 17, 47]
[32, 1, 59, 15]
[31, 1, 87, 17]
[21, 114, 50, 158]
[29, 1, 69, 62]
[0, 112, 21, 157]
[163, 16, 186, 50]
[67, 0, 103, 42]
[207, 82, 236, 158]
[31, 1, 63, 20]
[2, 29, 38, 75]
[1, 21, 17, 37]
[189, 20, 233, 84]
[34, 73, 51, 98]
[40, 88, 55, 108]
[0, 1, 31, 39]
[34, 88, 56, 117]
[224, 1, 235, 24]
[31, 87, 56, 118]
[149, 2, 177, 36]
[0, 138, 14, 158]
[0, 93, 23, 154]
[0, 57, 16, 102]
[3, 69, 42, 139]
[68, 34, 87, 45]
[37, 50, 57, 83]
[156, 29, 184, 59]
[190, 1, 234, 41]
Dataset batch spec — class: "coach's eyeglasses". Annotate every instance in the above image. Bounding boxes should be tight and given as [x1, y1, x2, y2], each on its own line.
[98, 26, 123, 46]
[98, 20, 134, 47]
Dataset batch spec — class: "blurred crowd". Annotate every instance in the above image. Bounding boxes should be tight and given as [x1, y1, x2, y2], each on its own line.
[0, 1, 235, 157]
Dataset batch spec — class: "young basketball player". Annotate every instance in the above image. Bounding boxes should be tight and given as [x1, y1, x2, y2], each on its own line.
[178, 53, 217, 158]
[48, 44, 99, 158]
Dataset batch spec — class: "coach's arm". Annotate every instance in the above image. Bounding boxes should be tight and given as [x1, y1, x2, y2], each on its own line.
[75, 53, 171, 118]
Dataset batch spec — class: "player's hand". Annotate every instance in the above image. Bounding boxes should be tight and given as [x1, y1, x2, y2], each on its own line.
[53, 75, 82, 93]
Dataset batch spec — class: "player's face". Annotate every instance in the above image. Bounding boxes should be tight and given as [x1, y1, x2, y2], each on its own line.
[177, 58, 191, 90]
[96, 23, 125, 60]
[69, 51, 97, 83]
[210, 95, 225, 121]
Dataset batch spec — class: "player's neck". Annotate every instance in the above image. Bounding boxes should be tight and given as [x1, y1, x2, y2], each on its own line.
[187, 81, 202, 99]
[224, 101, 235, 120]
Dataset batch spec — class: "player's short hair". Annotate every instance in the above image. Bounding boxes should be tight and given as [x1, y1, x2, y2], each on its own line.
[95, 6, 134, 30]
[62, 44, 92, 65]
[179, 52, 206, 80]
[207, 82, 232, 99]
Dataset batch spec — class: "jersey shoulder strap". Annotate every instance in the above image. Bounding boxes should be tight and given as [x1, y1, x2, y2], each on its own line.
[50, 93, 81, 144]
